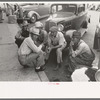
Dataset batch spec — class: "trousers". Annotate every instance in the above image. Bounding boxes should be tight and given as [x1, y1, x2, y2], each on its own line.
[18, 51, 45, 68]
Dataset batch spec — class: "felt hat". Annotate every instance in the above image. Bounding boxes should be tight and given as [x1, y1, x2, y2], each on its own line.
[72, 31, 81, 38]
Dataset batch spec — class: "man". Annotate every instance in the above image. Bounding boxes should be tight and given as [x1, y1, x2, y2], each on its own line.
[18, 26, 45, 72]
[66, 31, 95, 76]
[47, 26, 67, 70]
[34, 21, 49, 55]
[15, 20, 30, 48]
[34, 21, 48, 45]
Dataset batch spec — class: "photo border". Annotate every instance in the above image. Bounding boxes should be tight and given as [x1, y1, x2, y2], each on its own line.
[0, 0, 100, 99]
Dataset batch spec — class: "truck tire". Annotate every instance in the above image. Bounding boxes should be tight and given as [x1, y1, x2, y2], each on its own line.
[30, 14, 37, 23]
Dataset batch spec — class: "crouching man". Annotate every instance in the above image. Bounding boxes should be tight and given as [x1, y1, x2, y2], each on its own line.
[15, 20, 30, 48]
[18, 26, 45, 72]
[47, 26, 67, 70]
[67, 31, 95, 76]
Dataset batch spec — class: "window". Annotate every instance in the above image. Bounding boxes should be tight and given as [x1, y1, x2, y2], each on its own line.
[78, 4, 85, 13]
[51, 6, 56, 13]
[58, 5, 63, 11]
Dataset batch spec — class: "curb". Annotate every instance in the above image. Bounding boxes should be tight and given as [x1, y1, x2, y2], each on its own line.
[38, 71, 49, 82]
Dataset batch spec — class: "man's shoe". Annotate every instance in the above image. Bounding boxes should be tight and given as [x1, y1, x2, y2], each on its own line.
[35, 66, 46, 72]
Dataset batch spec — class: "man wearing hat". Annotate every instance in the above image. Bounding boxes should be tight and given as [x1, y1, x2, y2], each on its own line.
[34, 21, 48, 44]
[34, 21, 49, 53]
[18, 26, 45, 72]
[47, 26, 67, 70]
[66, 31, 95, 76]
[15, 20, 30, 48]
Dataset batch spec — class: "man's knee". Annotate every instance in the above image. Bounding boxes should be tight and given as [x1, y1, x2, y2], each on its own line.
[56, 48, 61, 54]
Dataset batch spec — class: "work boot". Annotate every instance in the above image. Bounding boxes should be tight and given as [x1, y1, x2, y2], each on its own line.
[35, 65, 46, 72]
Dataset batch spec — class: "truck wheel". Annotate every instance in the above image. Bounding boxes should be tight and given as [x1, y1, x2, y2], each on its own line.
[30, 14, 37, 23]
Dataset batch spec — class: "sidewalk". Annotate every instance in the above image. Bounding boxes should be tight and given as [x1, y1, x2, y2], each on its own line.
[0, 14, 49, 81]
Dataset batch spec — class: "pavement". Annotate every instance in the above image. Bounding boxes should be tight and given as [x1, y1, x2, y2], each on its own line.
[0, 13, 49, 81]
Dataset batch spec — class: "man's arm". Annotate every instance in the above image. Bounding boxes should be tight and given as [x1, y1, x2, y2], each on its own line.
[26, 38, 43, 53]
[72, 43, 84, 57]
[15, 30, 25, 40]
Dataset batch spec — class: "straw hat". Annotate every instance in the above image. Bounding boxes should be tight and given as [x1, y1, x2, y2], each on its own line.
[35, 21, 43, 28]
[30, 26, 39, 36]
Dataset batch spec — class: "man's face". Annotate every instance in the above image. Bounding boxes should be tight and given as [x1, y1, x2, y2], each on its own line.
[72, 37, 80, 45]
[53, 31, 57, 37]
[23, 25, 28, 30]
[50, 31, 57, 38]
[31, 34, 39, 41]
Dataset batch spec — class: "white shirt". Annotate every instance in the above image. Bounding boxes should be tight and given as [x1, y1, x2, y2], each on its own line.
[56, 31, 66, 45]
[72, 40, 92, 57]
[18, 37, 42, 55]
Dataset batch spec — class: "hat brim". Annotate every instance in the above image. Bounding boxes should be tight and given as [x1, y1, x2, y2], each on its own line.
[72, 36, 81, 38]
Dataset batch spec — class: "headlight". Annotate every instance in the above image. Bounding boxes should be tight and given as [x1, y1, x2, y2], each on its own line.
[57, 24, 64, 31]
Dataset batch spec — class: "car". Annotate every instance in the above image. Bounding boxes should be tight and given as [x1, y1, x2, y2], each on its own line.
[17, 3, 51, 23]
[45, 3, 90, 36]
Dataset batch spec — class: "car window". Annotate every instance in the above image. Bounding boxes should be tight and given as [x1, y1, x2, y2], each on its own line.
[58, 5, 63, 11]
[51, 4, 76, 13]
[78, 4, 85, 13]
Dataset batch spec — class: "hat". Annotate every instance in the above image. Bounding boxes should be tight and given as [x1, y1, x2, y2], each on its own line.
[95, 70, 100, 81]
[29, 26, 39, 35]
[35, 21, 43, 28]
[49, 26, 58, 32]
[23, 20, 29, 26]
[72, 31, 81, 38]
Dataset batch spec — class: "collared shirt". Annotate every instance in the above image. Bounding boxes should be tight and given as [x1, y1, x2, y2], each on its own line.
[18, 36, 42, 55]
[72, 39, 91, 57]
[49, 31, 66, 46]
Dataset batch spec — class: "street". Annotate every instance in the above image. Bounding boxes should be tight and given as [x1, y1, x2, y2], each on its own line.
[0, 10, 99, 81]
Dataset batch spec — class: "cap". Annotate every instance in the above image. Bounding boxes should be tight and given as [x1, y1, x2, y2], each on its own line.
[49, 26, 58, 32]
[22, 20, 29, 26]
